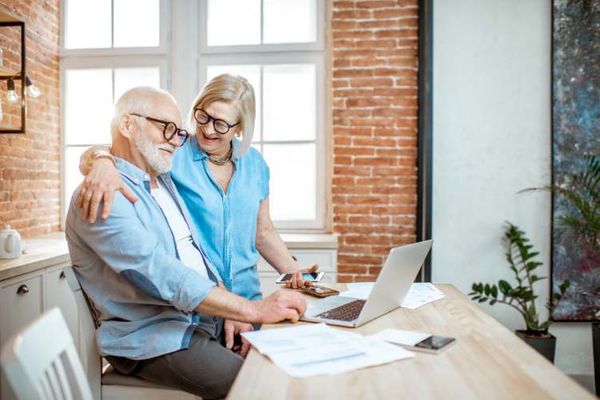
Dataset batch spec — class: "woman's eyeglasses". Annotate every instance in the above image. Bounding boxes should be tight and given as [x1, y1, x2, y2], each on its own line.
[194, 108, 240, 135]
[131, 113, 190, 146]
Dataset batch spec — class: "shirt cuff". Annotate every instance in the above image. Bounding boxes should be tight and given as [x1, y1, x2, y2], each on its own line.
[172, 268, 216, 313]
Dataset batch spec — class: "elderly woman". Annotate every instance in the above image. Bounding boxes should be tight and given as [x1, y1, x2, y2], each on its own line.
[79, 74, 317, 304]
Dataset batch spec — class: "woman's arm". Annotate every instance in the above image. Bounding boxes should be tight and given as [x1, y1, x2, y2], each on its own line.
[77, 145, 137, 222]
[255, 198, 319, 288]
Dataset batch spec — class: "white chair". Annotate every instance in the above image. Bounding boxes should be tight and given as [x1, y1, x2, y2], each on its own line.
[1, 308, 94, 400]
[63, 266, 200, 400]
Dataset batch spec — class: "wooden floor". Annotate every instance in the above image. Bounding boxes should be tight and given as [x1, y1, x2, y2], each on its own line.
[228, 284, 594, 400]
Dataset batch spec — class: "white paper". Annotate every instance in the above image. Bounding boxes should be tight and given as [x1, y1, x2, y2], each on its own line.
[242, 323, 414, 377]
[401, 283, 445, 310]
[372, 328, 431, 346]
[339, 282, 445, 309]
[339, 282, 374, 300]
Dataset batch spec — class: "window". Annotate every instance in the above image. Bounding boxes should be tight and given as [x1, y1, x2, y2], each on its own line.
[61, 0, 167, 216]
[199, 0, 327, 230]
[60, 0, 328, 231]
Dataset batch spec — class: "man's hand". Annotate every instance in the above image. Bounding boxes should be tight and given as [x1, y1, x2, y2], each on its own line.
[285, 264, 320, 289]
[224, 320, 253, 358]
[77, 158, 137, 223]
[252, 290, 307, 324]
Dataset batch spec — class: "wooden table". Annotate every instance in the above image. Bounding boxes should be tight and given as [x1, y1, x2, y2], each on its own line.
[228, 284, 593, 399]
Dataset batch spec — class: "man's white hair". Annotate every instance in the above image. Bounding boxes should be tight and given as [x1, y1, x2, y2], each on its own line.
[110, 86, 177, 140]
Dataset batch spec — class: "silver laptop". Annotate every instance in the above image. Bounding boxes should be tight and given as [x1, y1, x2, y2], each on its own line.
[301, 240, 433, 328]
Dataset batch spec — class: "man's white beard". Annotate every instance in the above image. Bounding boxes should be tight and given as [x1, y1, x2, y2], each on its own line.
[134, 133, 172, 174]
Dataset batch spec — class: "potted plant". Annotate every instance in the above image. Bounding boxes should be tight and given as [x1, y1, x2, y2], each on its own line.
[470, 223, 570, 362]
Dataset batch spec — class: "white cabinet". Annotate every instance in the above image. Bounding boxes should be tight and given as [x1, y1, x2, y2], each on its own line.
[46, 265, 79, 344]
[0, 262, 79, 400]
[0, 271, 44, 400]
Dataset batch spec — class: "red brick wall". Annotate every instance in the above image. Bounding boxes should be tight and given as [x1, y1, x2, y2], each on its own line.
[331, 0, 419, 282]
[0, 1, 61, 238]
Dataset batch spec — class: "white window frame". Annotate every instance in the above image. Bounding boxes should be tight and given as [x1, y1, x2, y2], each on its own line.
[59, 0, 171, 226]
[197, 0, 328, 231]
[60, 0, 170, 57]
[198, 0, 326, 54]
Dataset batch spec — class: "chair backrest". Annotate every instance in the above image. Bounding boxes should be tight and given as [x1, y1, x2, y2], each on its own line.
[1, 308, 93, 400]
[63, 266, 102, 399]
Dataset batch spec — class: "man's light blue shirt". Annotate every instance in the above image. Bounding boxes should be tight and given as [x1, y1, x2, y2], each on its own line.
[171, 139, 269, 301]
[65, 158, 222, 360]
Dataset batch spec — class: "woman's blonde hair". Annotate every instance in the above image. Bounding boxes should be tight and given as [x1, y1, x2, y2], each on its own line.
[188, 74, 256, 156]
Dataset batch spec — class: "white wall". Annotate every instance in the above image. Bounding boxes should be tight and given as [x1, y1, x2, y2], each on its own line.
[432, 0, 593, 379]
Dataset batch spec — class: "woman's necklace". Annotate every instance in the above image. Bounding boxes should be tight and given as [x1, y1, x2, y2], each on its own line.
[207, 144, 233, 166]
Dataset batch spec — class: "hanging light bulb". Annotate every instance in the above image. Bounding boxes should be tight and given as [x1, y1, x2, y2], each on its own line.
[6, 79, 18, 104]
[25, 76, 41, 98]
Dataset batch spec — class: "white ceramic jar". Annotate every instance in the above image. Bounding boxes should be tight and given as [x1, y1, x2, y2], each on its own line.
[0, 225, 22, 259]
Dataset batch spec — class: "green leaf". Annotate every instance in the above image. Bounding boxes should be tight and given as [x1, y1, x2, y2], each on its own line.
[491, 285, 498, 298]
[530, 275, 546, 284]
[522, 251, 539, 262]
[526, 261, 543, 271]
[539, 321, 551, 332]
[498, 280, 512, 295]
[559, 280, 571, 293]
[553, 293, 562, 301]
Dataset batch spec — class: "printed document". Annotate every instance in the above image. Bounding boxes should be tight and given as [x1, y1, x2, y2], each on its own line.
[242, 323, 414, 377]
[339, 282, 445, 309]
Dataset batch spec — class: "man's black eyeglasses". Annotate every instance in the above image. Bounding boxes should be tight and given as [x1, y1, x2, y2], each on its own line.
[131, 113, 190, 146]
[194, 108, 240, 135]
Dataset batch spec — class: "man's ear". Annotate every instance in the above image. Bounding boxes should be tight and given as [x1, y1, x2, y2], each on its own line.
[118, 114, 135, 139]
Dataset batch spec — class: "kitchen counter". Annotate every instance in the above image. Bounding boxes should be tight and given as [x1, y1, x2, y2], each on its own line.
[0, 232, 69, 281]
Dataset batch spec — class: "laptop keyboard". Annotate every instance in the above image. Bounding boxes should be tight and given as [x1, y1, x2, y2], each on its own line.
[316, 299, 366, 321]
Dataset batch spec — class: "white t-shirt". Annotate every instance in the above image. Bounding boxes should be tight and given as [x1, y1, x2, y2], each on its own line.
[150, 182, 208, 278]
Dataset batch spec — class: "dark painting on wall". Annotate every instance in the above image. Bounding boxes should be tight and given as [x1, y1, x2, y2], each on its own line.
[551, 0, 600, 321]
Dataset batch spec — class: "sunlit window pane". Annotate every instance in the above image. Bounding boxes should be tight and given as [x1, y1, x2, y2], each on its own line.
[65, 0, 111, 49]
[263, 64, 315, 141]
[206, 65, 262, 141]
[207, 0, 261, 46]
[114, 0, 160, 47]
[64, 146, 89, 209]
[65, 69, 113, 145]
[114, 67, 161, 100]
[264, 0, 317, 44]
[262, 143, 316, 220]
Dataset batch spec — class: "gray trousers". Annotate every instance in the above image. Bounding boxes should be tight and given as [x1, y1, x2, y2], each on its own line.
[107, 323, 244, 400]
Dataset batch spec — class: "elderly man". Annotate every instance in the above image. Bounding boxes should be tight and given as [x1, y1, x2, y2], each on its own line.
[65, 87, 306, 399]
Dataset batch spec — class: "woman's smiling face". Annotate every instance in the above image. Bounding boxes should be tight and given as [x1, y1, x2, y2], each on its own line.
[195, 101, 240, 156]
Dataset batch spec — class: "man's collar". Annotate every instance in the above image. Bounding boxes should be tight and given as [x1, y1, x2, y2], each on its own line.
[115, 157, 153, 186]
[191, 136, 241, 162]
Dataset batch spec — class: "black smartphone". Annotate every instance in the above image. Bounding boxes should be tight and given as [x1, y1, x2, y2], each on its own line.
[413, 335, 456, 352]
